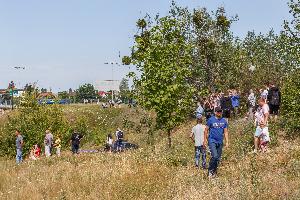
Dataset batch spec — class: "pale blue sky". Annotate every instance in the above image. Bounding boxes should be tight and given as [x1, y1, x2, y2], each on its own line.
[0, 0, 292, 92]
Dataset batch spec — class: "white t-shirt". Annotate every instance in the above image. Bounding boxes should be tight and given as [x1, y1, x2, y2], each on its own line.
[255, 104, 269, 125]
[191, 124, 205, 146]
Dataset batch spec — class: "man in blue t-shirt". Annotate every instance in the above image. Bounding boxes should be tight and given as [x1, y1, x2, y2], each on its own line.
[204, 107, 229, 178]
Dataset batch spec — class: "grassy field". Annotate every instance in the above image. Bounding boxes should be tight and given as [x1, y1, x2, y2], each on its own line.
[0, 105, 300, 200]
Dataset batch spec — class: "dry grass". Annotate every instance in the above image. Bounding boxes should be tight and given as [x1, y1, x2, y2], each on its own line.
[0, 107, 300, 200]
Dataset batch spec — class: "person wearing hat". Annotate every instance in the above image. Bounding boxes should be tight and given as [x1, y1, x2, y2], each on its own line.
[204, 107, 229, 178]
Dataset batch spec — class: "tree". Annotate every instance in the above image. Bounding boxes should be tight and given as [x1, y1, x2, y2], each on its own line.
[58, 91, 69, 99]
[280, 0, 300, 71]
[75, 84, 97, 103]
[119, 78, 130, 103]
[126, 5, 195, 147]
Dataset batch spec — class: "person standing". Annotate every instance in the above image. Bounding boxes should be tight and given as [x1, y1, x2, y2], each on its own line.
[115, 128, 124, 152]
[267, 83, 281, 120]
[15, 130, 24, 164]
[190, 118, 206, 169]
[54, 135, 62, 156]
[220, 92, 232, 122]
[254, 98, 270, 153]
[204, 107, 229, 178]
[44, 130, 53, 157]
[231, 90, 240, 118]
[247, 89, 256, 121]
[195, 102, 204, 119]
[70, 131, 83, 154]
[106, 133, 113, 152]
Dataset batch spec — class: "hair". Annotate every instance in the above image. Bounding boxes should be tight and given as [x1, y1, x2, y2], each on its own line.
[16, 129, 20, 133]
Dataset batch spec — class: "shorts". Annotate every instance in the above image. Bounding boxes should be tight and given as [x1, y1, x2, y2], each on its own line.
[269, 104, 279, 115]
[222, 109, 230, 118]
[255, 126, 269, 137]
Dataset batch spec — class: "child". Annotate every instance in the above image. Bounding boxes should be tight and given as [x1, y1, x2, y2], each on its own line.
[29, 144, 41, 160]
[106, 133, 113, 152]
[190, 118, 206, 169]
[255, 121, 270, 153]
[54, 135, 61, 156]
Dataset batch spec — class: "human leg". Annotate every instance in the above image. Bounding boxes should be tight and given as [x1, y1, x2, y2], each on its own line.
[16, 149, 22, 164]
[208, 142, 218, 175]
[200, 146, 207, 169]
[194, 146, 201, 167]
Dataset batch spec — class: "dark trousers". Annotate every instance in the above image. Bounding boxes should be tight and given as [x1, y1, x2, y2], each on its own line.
[72, 144, 79, 154]
[208, 142, 223, 174]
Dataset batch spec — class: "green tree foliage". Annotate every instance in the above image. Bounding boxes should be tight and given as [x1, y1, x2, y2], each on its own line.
[281, 69, 300, 136]
[280, 0, 300, 135]
[190, 7, 240, 92]
[128, 7, 195, 147]
[75, 84, 97, 103]
[58, 91, 69, 99]
[119, 78, 130, 103]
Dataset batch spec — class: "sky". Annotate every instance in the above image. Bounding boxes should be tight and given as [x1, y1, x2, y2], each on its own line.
[0, 0, 292, 92]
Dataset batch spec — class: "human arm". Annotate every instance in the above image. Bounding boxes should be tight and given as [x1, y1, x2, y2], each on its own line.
[224, 128, 229, 148]
[263, 112, 269, 126]
[203, 126, 209, 149]
[189, 131, 194, 142]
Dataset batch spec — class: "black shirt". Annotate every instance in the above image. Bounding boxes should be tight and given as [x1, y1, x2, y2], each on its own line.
[71, 133, 83, 145]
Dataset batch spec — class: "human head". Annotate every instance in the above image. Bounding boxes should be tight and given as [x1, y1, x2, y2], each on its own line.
[197, 117, 203, 124]
[45, 130, 50, 134]
[214, 107, 223, 118]
[258, 98, 265, 107]
[15, 129, 20, 136]
[249, 89, 253, 94]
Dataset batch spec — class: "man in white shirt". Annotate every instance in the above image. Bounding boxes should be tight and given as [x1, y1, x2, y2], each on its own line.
[190, 118, 206, 169]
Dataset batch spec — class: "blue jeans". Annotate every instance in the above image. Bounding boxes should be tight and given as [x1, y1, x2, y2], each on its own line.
[16, 149, 22, 164]
[195, 146, 206, 168]
[208, 142, 223, 174]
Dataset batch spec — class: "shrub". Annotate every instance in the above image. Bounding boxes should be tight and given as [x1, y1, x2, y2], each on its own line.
[0, 94, 71, 157]
[281, 69, 300, 136]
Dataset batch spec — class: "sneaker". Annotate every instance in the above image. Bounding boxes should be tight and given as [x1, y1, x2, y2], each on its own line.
[208, 171, 215, 179]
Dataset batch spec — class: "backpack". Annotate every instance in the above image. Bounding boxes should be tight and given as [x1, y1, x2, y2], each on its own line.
[270, 90, 280, 105]
[117, 131, 124, 139]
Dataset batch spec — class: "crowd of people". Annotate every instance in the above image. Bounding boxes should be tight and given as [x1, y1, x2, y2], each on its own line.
[196, 89, 241, 121]
[15, 129, 84, 164]
[191, 82, 281, 178]
[14, 127, 125, 164]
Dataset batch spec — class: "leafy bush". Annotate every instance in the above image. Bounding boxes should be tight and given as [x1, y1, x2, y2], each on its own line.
[0, 94, 71, 157]
[281, 69, 300, 136]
